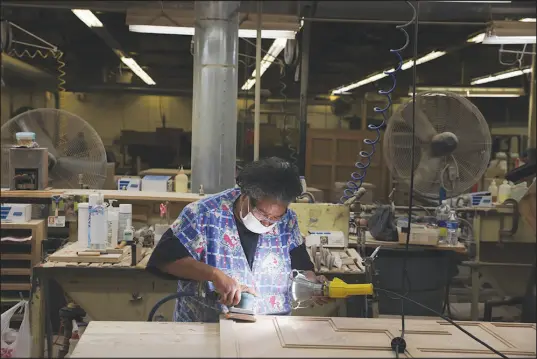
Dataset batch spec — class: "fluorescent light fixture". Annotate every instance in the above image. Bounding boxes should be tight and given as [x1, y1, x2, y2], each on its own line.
[400, 51, 446, 71]
[72, 9, 103, 28]
[129, 25, 296, 39]
[471, 67, 532, 85]
[468, 32, 486, 43]
[409, 86, 524, 97]
[241, 38, 287, 91]
[519, 18, 536, 22]
[482, 20, 536, 44]
[331, 51, 446, 95]
[120, 57, 156, 85]
[440, 1, 511, 2]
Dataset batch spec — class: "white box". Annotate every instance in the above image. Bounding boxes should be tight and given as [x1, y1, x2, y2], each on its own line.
[1, 203, 32, 223]
[117, 178, 141, 191]
[141, 176, 173, 192]
[305, 231, 346, 248]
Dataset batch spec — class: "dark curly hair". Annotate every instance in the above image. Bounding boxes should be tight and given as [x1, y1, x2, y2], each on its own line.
[236, 157, 302, 203]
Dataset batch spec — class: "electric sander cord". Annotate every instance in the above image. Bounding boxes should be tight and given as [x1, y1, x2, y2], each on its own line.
[395, 2, 508, 358]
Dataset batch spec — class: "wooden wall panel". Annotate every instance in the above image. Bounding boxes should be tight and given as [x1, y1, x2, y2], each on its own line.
[306, 129, 389, 202]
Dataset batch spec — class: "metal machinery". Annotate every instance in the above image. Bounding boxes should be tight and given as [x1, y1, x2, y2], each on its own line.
[8, 147, 49, 190]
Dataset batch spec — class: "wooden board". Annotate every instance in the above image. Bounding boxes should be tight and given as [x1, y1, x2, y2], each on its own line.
[48, 242, 128, 264]
[42, 247, 152, 268]
[71, 321, 220, 358]
[220, 316, 537, 358]
[70, 318, 536, 358]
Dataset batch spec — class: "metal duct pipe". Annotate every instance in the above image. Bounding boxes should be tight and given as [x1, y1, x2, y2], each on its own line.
[1, 54, 57, 89]
[191, 1, 240, 194]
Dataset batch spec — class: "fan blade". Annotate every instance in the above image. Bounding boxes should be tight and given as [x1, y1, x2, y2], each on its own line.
[18, 117, 59, 161]
[402, 103, 438, 143]
[414, 151, 443, 189]
[53, 157, 94, 178]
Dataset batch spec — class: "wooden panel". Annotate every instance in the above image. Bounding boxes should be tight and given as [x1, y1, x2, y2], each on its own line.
[221, 316, 536, 358]
[306, 129, 389, 202]
[310, 139, 333, 162]
[71, 321, 220, 358]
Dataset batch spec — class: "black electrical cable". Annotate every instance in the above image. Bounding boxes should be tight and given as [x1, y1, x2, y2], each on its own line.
[377, 288, 510, 359]
[147, 292, 195, 322]
[399, 0, 420, 342]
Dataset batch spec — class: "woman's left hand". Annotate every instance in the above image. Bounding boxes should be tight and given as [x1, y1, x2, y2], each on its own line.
[303, 271, 332, 306]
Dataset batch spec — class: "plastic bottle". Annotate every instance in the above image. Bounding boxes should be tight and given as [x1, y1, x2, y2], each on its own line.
[488, 179, 498, 203]
[107, 207, 119, 247]
[89, 193, 107, 250]
[435, 201, 450, 243]
[175, 167, 189, 193]
[498, 180, 511, 203]
[118, 204, 132, 242]
[123, 218, 134, 243]
[446, 210, 459, 246]
[77, 203, 89, 248]
[299, 176, 307, 194]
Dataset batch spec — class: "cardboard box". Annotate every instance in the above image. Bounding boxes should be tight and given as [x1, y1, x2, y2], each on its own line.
[397, 225, 439, 246]
[1, 203, 32, 223]
[117, 177, 141, 191]
[305, 231, 346, 248]
[141, 176, 173, 192]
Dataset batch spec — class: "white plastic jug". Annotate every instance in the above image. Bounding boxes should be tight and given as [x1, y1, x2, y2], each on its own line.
[175, 166, 189, 193]
[498, 180, 511, 204]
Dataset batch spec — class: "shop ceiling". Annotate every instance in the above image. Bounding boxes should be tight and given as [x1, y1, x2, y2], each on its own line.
[2, 1, 536, 98]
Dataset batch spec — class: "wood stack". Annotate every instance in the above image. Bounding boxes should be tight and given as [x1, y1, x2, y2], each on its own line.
[45, 242, 146, 267]
[307, 245, 364, 273]
[1, 219, 45, 324]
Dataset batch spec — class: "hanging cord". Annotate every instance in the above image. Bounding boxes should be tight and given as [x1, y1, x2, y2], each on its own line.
[377, 288, 509, 359]
[9, 48, 66, 93]
[339, 2, 416, 204]
[396, 2, 419, 354]
[7, 22, 66, 93]
[279, 64, 298, 164]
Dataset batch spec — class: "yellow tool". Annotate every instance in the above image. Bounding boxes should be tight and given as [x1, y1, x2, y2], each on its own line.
[326, 277, 373, 298]
[290, 270, 373, 305]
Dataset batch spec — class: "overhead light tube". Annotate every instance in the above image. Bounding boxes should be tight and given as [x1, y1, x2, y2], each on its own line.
[241, 38, 287, 91]
[121, 57, 156, 85]
[72, 9, 103, 28]
[471, 67, 532, 85]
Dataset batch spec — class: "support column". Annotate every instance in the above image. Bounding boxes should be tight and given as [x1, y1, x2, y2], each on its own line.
[298, 14, 312, 176]
[253, 2, 262, 161]
[191, 1, 240, 194]
[529, 44, 536, 149]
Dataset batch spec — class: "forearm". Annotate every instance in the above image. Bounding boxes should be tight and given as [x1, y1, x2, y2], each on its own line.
[160, 257, 218, 282]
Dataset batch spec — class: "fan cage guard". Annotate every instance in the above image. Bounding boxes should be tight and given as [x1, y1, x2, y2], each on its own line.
[383, 91, 492, 199]
[1, 108, 108, 189]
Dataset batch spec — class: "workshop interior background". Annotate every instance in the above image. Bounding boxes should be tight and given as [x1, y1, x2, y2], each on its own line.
[0, 0, 536, 358]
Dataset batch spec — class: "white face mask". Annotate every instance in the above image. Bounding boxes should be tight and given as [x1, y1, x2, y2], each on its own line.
[240, 198, 277, 234]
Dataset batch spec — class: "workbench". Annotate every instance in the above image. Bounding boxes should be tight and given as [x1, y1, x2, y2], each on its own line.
[70, 317, 536, 358]
[30, 245, 368, 358]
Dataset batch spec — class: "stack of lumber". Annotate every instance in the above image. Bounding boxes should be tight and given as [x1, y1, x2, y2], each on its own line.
[307, 246, 364, 274]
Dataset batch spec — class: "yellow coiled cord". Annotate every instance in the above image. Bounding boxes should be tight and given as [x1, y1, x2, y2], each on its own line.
[9, 48, 66, 94]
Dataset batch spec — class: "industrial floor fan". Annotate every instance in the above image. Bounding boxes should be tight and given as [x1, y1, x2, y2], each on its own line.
[1, 108, 107, 189]
[383, 91, 492, 200]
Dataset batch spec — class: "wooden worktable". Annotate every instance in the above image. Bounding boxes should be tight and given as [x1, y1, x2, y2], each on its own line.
[349, 234, 468, 254]
[0, 188, 204, 203]
[70, 317, 536, 358]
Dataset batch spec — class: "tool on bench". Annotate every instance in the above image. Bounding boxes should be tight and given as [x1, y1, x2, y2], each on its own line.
[147, 281, 257, 322]
[290, 269, 374, 309]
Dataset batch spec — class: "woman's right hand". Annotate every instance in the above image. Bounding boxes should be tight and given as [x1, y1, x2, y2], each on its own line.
[211, 269, 256, 307]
